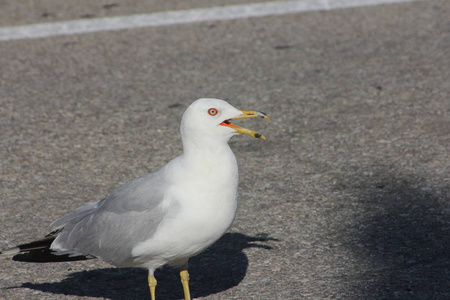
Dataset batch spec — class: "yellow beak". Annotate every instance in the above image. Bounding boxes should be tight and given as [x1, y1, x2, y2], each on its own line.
[220, 110, 271, 140]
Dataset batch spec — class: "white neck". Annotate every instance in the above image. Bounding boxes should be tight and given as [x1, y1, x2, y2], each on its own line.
[181, 135, 236, 170]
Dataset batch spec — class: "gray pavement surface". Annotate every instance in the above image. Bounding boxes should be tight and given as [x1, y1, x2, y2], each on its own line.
[1, 0, 449, 299]
[0, 0, 277, 27]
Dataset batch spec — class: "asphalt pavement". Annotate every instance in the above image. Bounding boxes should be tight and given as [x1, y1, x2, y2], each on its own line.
[1, 0, 449, 299]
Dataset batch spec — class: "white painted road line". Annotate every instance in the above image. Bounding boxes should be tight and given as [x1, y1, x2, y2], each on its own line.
[0, 0, 418, 41]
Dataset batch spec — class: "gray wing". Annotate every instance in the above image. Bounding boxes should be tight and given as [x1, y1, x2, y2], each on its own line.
[49, 168, 169, 266]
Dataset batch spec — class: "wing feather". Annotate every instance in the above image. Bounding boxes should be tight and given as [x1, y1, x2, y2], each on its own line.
[49, 167, 171, 266]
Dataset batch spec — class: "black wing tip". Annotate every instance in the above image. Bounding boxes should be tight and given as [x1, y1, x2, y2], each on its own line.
[13, 248, 92, 263]
[3, 234, 93, 263]
[0, 236, 55, 256]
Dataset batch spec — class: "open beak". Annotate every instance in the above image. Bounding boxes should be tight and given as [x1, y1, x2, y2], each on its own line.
[220, 110, 271, 140]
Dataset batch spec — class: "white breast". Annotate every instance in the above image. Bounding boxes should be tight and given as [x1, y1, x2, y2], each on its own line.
[128, 148, 239, 270]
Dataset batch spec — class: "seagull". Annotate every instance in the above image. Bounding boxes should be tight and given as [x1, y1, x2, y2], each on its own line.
[1, 98, 270, 300]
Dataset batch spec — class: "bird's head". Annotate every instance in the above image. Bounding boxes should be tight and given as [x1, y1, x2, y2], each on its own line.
[180, 98, 270, 146]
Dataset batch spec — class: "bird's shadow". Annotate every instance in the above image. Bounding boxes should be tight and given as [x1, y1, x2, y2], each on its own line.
[11, 233, 277, 299]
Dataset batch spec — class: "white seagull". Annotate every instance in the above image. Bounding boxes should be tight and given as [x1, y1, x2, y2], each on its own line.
[1, 98, 270, 300]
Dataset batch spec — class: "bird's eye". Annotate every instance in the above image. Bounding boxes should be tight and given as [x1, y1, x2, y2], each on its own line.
[208, 108, 218, 116]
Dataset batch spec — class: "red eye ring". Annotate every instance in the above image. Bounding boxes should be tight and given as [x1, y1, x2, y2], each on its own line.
[208, 108, 218, 116]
